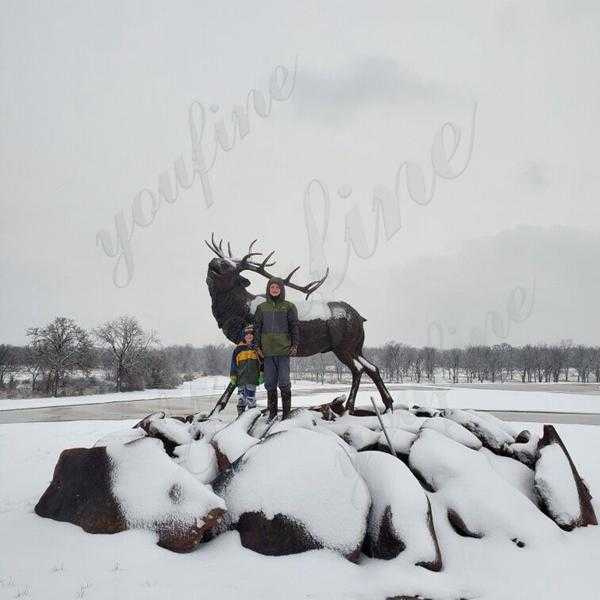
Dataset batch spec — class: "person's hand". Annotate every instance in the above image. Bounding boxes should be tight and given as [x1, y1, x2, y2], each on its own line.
[256, 347, 264, 358]
[289, 346, 297, 356]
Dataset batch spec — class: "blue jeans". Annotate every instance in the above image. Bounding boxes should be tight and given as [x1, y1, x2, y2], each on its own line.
[237, 384, 257, 410]
[263, 356, 291, 392]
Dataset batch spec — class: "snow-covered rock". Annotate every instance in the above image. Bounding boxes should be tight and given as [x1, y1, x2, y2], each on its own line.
[268, 409, 319, 435]
[173, 440, 219, 484]
[211, 408, 262, 469]
[189, 417, 228, 442]
[355, 451, 442, 570]
[534, 425, 597, 531]
[482, 448, 538, 505]
[135, 413, 194, 455]
[213, 428, 370, 561]
[108, 437, 226, 551]
[409, 429, 559, 547]
[35, 438, 226, 553]
[377, 428, 417, 456]
[504, 429, 540, 468]
[441, 409, 515, 452]
[420, 416, 482, 450]
[343, 425, 382, 450]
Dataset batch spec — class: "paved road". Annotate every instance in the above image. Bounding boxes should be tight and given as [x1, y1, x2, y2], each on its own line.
[1, 383, 599, 425]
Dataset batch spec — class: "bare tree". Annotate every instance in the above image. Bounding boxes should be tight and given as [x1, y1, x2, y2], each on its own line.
[23, 345, 43, 392]
[94, 316, 157, 392]
[27, 317, 95, 397]
[422, 346, 436, 382]
[0, 344, 17, 388]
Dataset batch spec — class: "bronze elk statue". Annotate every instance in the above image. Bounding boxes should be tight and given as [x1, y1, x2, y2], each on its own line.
[205, 234, 393, 412]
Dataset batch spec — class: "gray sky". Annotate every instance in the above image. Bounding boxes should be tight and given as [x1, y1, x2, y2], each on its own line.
[1, 0, 599, 347]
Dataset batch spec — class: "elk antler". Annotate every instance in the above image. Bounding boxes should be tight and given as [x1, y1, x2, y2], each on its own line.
[205, 233, 329, 299]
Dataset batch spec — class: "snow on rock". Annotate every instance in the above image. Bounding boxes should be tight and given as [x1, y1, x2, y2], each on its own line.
[173, 440, 219, 484]
[534, 425, 598, 531]
[269, 409, 319, 435]
[35, 438, 226, 553]
[211, 408, 261, 469]
[212, 428, 370, 561]
[420, 416, 482, 450]
[135, 413, 194, 456]
[504, 429, 540, 468]
[355, 451, 442, 570]
[149, 418, 193, 445]
[482, 448, 538, 505]
[108, 437, 226, 552]
[473, 410, 519, 437]
[343, 425, 381, 450]
[409, 429, 560, 547]
[94, 427, 147, 447]
[190, 417, 228, 442]
[441, 408, 515, 452]
[377, 428, 417, 457]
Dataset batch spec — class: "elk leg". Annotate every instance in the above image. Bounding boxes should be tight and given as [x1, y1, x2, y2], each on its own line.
[334, 352, 363, 413]
[357, 355, 394, 412]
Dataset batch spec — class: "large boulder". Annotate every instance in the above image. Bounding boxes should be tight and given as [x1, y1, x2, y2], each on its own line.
[534, 425, 597, 530]
[355, 451, 442, 570]
[35, 437, 226, 552]
[211, 408, 262, 470]
[213, 428, 370, 561]
[409, 429, 560, 548]
[441, 409, 515, 452]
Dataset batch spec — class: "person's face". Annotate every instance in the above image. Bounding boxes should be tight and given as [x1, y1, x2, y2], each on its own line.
[244, 333, 254, 344]
[269, 283, 281, 297]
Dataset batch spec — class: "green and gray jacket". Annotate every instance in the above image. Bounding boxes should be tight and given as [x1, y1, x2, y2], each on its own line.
[254, 277, 299, 357]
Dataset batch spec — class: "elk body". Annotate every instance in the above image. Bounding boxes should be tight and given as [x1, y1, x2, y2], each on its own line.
[205, 235, 393, 412]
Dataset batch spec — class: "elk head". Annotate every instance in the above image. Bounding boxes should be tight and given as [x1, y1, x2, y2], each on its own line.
[205, 233, 329, 298]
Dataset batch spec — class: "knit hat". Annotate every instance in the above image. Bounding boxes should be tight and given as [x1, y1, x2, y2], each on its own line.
[242, 324, 255, 337]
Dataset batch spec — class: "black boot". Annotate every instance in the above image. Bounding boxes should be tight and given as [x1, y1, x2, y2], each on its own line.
[267, 389, 278, 420]
[280, 388, 291, 420]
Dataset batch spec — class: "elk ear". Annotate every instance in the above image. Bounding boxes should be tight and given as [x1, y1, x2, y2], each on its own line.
[238, 275, 251, 288]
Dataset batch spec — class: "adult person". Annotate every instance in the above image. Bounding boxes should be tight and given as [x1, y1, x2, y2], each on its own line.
[254, 277, 299, 420]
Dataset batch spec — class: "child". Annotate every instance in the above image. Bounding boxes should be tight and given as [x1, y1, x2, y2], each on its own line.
[230, 324, 263, 416]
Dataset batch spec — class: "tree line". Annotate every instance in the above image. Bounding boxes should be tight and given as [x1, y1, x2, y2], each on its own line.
[287, 341, 600, 385]
[0, 315, 232, 398]
[2, 316, 599, 399]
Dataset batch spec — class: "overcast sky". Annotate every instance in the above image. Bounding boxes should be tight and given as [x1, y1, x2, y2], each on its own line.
[1, 0, 599, 348]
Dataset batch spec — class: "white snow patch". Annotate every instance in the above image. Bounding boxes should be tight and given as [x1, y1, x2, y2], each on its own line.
[149, 418, 193, 446]
[442, 408, 515, 451]
[107, 438, 225, 530]
[248, 297, 332, 321]
[535, 444, 582, 528]
[356, 451, 438, 564]
[409, 430, 560, 546]
[421, 417, 482, 450]
[94, 427, 147, 447]
[377, 428, 417, 455]
[173, 440, 218, 484]
[219, 428, 370, 555]
[211, 408, 261, 463]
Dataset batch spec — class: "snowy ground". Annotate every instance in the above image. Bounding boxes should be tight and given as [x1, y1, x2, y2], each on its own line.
[3, 376, 600, 416]
[1, 410, 599, 599]
[298, 386, 600, 414]
[0, 377, 342, 411]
